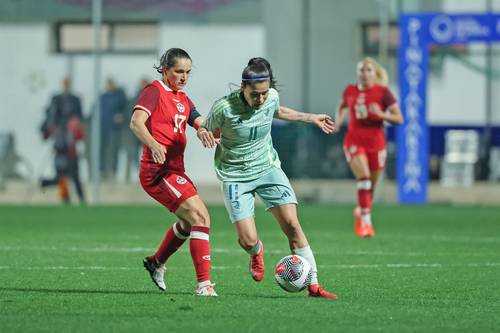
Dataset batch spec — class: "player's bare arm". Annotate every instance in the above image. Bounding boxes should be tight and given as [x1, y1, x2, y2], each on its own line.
[334, 103, 349, 133]
[275, 106, 336, 134]
[130, 109, 167, 164]
[369, 103, 403, 125]
[192, 115, 203, 130]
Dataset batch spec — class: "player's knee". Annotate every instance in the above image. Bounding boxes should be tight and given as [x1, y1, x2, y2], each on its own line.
[357, 178, 372, 190]
[188, 209, 210, 227]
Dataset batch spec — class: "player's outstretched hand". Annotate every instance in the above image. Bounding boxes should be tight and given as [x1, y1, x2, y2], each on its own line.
[369, 103, 385, 120]
[197, 128, 218, 148]
[150, 142, 167, 164]
[313, 114, 336, 134]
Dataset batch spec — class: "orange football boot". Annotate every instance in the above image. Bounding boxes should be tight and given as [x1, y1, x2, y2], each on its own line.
[362, 223, 376, 237]
[354, 207, 376, 238]
[353, 206, 363, 236]
[249, 240, 265, 281]
[308, 284, 337, 299]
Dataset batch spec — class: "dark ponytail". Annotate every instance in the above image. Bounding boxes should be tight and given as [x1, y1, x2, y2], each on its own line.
[241, 62, 270, 87]
[154, 48, 191, 74]
[247, 57, 277, 88]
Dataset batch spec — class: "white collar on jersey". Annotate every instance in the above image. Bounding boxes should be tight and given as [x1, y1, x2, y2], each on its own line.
[157, 79, 183, 92]
[357, 83, 376, 91]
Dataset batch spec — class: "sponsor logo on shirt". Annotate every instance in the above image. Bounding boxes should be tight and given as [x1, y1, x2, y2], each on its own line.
[176, 176, 187, 185]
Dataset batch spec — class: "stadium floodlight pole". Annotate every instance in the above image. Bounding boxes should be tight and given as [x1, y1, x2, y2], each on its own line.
[296, 0, 311, 178]
[376, 0, 390, 204]
[483, 0, 493, 180]
[91, 0, 102, 204]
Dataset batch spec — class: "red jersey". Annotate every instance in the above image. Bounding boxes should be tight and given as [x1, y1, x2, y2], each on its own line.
[341, 84, 397, 151]
[134, 79, 196, 172]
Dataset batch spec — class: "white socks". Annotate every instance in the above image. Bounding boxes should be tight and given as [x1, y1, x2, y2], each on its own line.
[361, 212, 372, 225]
[293, 245, 318, 285]
[245, 240, 261, 256]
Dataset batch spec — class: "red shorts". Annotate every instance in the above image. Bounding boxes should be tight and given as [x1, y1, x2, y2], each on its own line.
[140, 168, 198, 213]
[343, 143, 387, 172]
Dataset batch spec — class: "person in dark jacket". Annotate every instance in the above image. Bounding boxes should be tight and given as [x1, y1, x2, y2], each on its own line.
[40, 77, 86, 204]
[100, 78, 127, 179]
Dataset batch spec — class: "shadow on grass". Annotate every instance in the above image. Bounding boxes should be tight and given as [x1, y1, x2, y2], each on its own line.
[1, 288, 321, 300]
[0, 287, 192, 296]
[218, 291, 306, 299]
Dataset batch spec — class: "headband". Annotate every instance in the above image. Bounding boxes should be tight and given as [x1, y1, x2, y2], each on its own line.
[241, 76, 270, 82]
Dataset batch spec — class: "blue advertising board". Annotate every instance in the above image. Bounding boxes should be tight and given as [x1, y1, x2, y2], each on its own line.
[397, 13, 500, 204]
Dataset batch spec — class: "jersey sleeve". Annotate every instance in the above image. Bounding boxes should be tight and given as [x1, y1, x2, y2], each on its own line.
[186, 96, 201, 127]
[203, 99, 225, 131]
[134, 85, 159, 116]
[382, 87, 397, 109]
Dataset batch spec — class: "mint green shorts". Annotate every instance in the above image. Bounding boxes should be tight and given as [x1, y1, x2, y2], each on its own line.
[221, 167, 298, 223]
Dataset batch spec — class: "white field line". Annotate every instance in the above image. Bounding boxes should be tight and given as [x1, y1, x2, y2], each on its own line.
[0, 245, 496, 258]
[384, 235, 500, 243]
[0, 265, 235, 270]
[0, 246, 277, 254]
[0, 262, 499, 271]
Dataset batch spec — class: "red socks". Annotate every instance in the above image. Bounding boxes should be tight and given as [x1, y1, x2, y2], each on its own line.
[151, 221, 190, 264]
[150, 223, 211, 284]
[357, 177, 372, 215]
[189, 226, 211, 283]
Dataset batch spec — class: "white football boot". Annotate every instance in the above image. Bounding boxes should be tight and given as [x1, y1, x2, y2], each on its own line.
[143, 257, 166, 291]
[194, 282, 218, 297]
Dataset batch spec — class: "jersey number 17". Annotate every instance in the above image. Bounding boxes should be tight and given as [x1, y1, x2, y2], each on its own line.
[174, 114, 187, 133]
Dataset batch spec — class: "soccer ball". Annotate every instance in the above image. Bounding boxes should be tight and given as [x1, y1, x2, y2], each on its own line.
[274, 254, 313, 292]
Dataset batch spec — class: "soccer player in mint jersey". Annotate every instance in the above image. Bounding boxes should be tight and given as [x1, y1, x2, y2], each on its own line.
[130, 48, 218, 296]
[335, 57, 403, 238]
[198, 59, 337, 299]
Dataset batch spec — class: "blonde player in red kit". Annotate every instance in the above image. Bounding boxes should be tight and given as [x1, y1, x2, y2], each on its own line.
[130, 48, 218, 296]
[335, 57, 403, 238]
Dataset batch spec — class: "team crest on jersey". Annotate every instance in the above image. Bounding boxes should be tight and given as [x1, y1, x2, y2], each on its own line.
[176, 102, 185, 113]
[176, 176, 187, 185]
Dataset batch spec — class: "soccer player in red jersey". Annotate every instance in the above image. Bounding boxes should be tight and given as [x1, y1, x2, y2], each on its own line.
[130, 48, 218, 296]
[335, 57, 403, 238]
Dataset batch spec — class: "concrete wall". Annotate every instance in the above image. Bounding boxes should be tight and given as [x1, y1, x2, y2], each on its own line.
[264, 0, 380, 114]
[0, 23, 264, 184]
[428, 0, 500, 125]
[265, 0, 500, 125]
[2, 0, 500, 186]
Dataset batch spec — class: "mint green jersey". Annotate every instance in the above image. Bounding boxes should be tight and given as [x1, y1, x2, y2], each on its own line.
[203, 88, 281, 182]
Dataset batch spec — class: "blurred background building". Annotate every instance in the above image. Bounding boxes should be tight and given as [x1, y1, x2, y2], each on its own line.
[1, 0, 499, 204]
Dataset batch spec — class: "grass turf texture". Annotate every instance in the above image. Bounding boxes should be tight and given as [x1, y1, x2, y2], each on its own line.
[0, 204, 499, 333]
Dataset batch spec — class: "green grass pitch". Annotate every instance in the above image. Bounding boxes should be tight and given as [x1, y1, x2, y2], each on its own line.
[1, 204, 499, 332]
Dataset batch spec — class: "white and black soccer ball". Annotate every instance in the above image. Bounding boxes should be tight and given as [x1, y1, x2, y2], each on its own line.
[274, 254, 313, 293]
